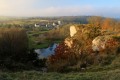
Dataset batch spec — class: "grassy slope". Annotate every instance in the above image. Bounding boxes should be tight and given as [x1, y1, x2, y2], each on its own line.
[1, 55, 120, 80]
[0, 69, 120, 80]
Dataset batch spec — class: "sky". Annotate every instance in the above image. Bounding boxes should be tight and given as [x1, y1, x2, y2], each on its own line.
[0, 0, 120, 17]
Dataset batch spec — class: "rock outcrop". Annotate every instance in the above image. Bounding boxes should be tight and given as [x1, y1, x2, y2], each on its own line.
[92, 36, 109, 51]
[92, 35, 117, 51]
[65, 25, 79, 48]
[70, 25, 79, 37]
[65, 25, 119, 52]
[64, 37, 73, 48]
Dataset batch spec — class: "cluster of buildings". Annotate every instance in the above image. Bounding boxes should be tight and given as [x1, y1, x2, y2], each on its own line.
[34, 21, 62, 29]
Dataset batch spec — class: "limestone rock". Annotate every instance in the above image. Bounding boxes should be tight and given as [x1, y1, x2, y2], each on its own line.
[64, 37, 73, 48]
[70, 26, 77, 37]
[92, 36, 112, 51]
[65, 25, 81, 48]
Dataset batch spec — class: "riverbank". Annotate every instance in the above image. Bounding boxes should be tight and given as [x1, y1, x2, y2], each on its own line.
[28, 30, 62, 49]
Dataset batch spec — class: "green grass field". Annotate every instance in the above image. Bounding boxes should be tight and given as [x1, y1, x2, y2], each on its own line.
[28, 30, 62, 49]
[0, 69, 120, 80]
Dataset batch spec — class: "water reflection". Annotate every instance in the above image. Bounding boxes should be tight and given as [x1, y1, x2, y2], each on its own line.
[35, 43, 58, 59]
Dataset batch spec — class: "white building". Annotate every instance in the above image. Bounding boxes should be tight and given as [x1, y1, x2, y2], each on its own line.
[35, 24, 40, 27]
[58, 21, 61, 25]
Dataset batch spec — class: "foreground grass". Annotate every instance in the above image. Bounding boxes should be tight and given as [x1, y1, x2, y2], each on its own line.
[0, 56, 120, 80]
[0, 69, 120, 80]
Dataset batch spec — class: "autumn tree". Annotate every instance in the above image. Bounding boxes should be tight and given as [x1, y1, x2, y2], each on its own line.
[87, 16, 103, 28]
[102, 18, 115, 30]
[114, 21, 120, 32]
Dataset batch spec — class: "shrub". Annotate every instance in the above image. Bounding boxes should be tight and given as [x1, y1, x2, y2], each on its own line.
[47, 42, 71, 72]
[0, 28, 38, 70]
[47, 40, 93, 72]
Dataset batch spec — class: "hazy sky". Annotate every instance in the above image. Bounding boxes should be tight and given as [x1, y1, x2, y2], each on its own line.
[0, 0, 120, 17]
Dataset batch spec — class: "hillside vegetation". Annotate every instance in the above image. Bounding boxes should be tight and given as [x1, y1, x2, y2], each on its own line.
[47, 16, 120, 72]
[0, 16, 120, 80]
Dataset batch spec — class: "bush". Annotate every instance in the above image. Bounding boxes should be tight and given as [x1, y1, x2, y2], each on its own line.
[47, 41, 92, 72]
[47, 42, 71, 72]
[0, 28, 38, 70]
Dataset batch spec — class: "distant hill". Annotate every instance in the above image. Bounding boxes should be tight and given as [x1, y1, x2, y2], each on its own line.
[0, 16, 15, 21]
[29, 16, 91, 24]
[0, 16, 28, 21]
[57, 16, 90, 24]
[115, 18, 120, 21]
[0, 16, 119, 24]
[0, 16, 90, 24]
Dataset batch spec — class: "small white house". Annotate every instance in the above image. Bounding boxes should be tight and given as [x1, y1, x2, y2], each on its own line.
[58, 21, 61, 25]
[53, 23, 56, 26]
[35, 24, 40, 27]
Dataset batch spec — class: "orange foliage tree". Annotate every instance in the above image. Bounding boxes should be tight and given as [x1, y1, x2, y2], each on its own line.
[102, 18, 115, 30]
